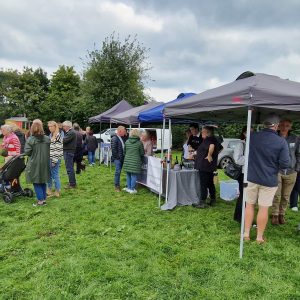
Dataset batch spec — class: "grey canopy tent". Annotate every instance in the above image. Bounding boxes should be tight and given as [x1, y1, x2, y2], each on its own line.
[163, 71, 300, 258]
[88, 99, 134, 166]
[111, 101, 162, 125]
[88, 99, 134, 124]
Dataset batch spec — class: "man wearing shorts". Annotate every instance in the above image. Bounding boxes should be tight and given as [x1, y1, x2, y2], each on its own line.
[244, 114, 290, 243]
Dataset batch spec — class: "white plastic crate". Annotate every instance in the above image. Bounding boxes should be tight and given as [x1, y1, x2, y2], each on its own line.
[220, 180, 239, 201]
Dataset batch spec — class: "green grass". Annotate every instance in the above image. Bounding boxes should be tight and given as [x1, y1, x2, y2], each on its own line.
[0, 157, 300, 299]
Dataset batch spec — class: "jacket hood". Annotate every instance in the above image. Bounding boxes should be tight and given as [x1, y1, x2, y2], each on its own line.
[128, 136, 140, 144]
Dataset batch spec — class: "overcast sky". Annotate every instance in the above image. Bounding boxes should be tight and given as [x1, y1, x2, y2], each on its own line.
[1, 0, 300, 102]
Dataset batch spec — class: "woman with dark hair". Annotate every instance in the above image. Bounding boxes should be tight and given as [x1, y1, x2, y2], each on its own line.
[24, 119, 50, 206]
[193, 126, 221, 208]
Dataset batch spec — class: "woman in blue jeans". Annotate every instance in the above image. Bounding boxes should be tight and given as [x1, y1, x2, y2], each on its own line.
[24, 119, 50, 206]
[47, 121, 63, 197]
[85, 130, 98, 166]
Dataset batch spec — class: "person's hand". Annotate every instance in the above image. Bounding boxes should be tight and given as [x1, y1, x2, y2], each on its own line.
[205, 155, 213, 163]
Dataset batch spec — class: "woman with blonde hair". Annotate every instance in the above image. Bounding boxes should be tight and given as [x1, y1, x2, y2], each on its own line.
[47, 121, 63, 197]
[123, 129, 145, 194]
[24, 119, 50, 206]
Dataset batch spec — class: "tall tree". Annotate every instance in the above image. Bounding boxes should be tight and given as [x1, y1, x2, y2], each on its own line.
[82, 34, 151, 117]
[43, 65, 81, 123]
[2, 67, 49, 120]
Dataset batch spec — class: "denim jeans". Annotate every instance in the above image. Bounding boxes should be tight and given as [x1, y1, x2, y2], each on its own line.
[126, 172, 138, 190]
[114, 159, 123, 188]
[88, 151, 95, 164]
[33, 183, 47, 201]
[64, 152, 76, 186]
[48, 159, 61, 191]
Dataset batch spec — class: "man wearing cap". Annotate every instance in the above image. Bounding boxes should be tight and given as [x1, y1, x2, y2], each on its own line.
[271, 119, 300, 225]
[244, 114, 290, 243]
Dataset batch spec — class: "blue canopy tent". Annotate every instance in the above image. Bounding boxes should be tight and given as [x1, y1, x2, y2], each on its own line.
[138, 93, 196, 123]
[137, 92, 196, 207]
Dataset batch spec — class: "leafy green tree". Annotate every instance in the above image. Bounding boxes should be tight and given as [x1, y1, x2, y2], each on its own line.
[82, 34, 151, 118]
[2, 67, 49, 120]
[0, 70, 20, 123]
[43, 65, 81, 123]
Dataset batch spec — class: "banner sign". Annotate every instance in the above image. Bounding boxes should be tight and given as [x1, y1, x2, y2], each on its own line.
[137, 156, 161, 193]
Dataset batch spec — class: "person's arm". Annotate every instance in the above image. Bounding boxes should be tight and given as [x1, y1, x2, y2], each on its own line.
[24, 138, 33, 157]
[279, 140, 291, 170]
[63, 131, 74, 144]
[233, 142, 245, 166]
[140, 142, 145, 156]
[295, 137, 300, 171]
[111, 136, 118, 158]
[205, 144, 215, 163]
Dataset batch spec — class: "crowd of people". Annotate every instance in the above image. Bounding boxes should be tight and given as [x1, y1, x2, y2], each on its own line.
[0, 120, 98, 206]
[1, 116, 300, 239]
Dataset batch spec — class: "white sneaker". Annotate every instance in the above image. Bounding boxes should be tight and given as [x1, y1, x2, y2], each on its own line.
[129, 189, 137, 194]
[291, 207, 298, 212]
[122, 187, 130, 192]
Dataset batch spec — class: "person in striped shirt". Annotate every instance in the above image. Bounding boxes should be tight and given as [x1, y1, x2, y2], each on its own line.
[1, 124, 21, 162]
[47, 121, 63, 197]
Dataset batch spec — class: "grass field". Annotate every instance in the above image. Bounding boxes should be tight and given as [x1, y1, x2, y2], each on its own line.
[0, 156, 300, 299]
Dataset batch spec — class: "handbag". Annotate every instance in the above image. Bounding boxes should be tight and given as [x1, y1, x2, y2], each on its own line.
[224, 161, 242, 180]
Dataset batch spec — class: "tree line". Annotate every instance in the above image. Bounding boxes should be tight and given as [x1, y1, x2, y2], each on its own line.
[0, 34, 150, 127]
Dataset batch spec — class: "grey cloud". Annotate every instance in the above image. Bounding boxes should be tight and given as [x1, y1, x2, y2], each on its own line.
[1, 0, 300, 101]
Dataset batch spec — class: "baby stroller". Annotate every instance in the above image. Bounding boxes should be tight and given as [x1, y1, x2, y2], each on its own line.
[0, 155, 34, 203]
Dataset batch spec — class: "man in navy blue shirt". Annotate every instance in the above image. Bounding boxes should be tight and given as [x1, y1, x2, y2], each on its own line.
[244, 114, 290, 244]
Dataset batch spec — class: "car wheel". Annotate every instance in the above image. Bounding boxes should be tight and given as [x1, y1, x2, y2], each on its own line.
[220, 157, 233, 169]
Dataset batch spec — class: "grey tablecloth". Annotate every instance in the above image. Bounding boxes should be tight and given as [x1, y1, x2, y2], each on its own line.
[161, 169, 200, 210]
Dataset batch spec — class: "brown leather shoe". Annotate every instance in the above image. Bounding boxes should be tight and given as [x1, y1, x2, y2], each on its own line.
[271, 215, 279, 225]
[115, 186, 121, 192]
[279, 214, 285, 225]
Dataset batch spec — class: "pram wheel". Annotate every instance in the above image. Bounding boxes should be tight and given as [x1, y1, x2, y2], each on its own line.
[23, 188, 34, 198]
[3, 192, 13, 203]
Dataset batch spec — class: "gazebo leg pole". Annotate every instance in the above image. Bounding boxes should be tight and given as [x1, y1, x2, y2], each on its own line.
[158, 118, 166, 207]
[239, 108, 252, 259]
[110, 121, 112, 172]
[165, 119, 172, 204]
[99, 122, 102, 166]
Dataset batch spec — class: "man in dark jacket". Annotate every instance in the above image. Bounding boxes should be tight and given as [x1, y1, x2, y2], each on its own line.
[111, 126, 127, 192]
[272, 119, 300, 225]
[244, 114, 290, 243]
[62, 120, 77, 188]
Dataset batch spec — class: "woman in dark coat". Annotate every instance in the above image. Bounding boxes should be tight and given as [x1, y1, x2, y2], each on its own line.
[123, 129, 145, 194]
[24, 119, 50, 206]
[193, 126, 221, 208]
[85, 130, 98, 166]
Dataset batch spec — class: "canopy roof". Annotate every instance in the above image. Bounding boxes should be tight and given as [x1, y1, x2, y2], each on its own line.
[111, 101, 162, 125]
[138, 93, 196, 123]
[164, 72, 300, 123]
[88, 99, 133, 123]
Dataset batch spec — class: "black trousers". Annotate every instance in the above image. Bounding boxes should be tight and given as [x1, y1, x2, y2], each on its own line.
[234, 173, 244, 223]
[199, 171, 216, 202]
[74, 149, 83, 173]
[290, 172, 300, 208]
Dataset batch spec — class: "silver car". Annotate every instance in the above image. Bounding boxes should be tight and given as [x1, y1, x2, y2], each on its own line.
[218, 138, 241, 169]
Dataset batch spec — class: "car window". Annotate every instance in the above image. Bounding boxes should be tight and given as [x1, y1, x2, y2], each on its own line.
[228, 141, 239, 149]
